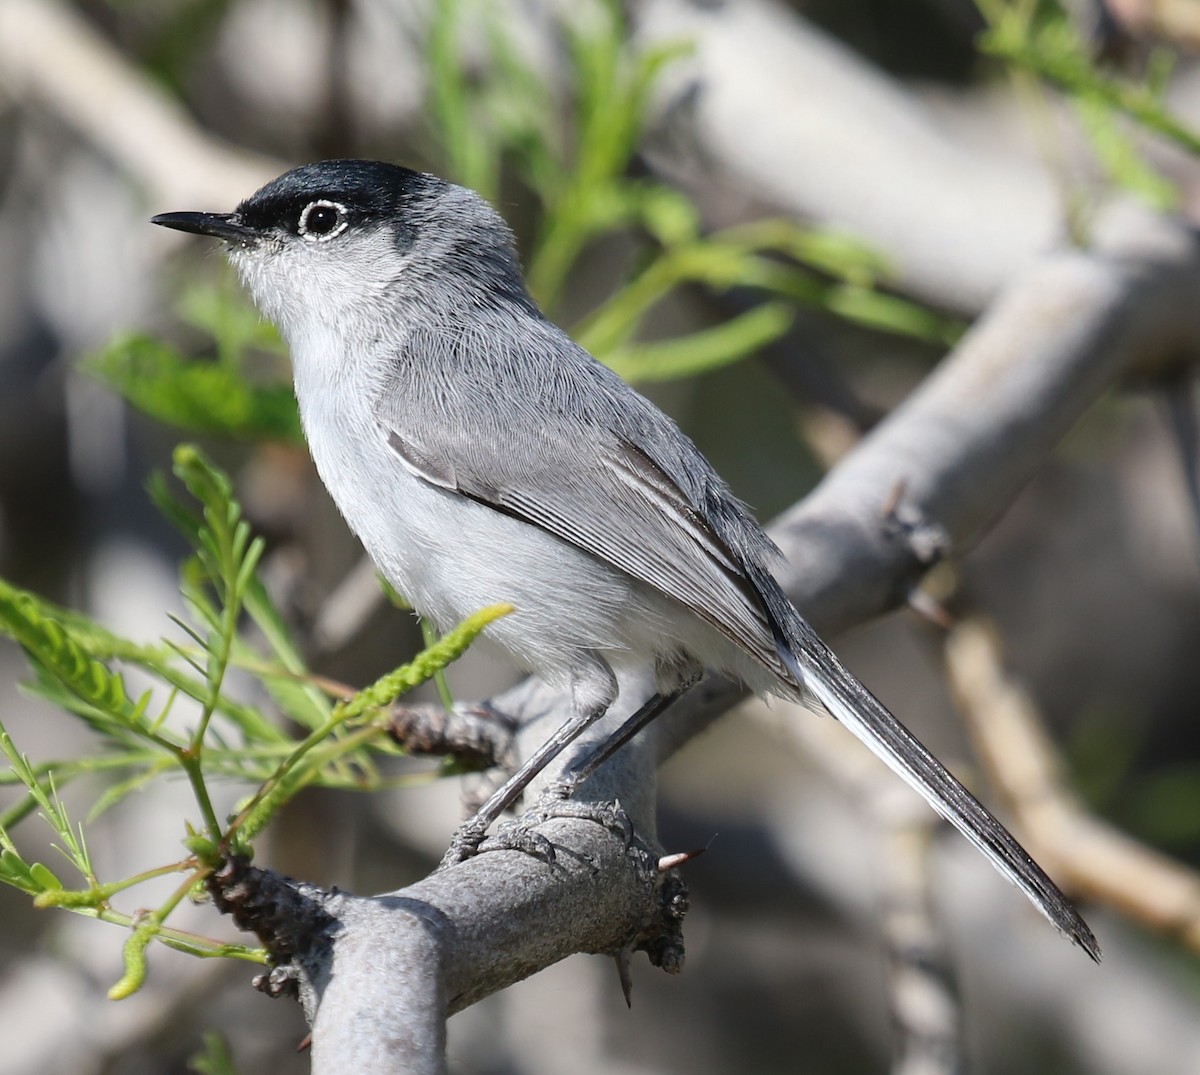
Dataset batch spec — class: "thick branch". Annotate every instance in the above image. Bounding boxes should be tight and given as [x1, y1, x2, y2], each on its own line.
[631, 0, 1067, 314]
[775, 203, 1200, 632]
[11, 2, 1200, 1068]
[306, 814, 666, 1073]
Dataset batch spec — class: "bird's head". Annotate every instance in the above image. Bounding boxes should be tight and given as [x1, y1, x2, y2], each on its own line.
[152, 159, 532, 343]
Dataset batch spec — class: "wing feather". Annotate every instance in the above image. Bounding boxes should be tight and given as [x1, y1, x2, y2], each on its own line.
[375, 318, 788, 680]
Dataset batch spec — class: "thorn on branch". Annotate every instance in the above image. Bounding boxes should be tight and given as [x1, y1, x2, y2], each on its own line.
[656, 848, 701, 871]
[614, 950, 634, 1008]
[657, 837, 713, 872]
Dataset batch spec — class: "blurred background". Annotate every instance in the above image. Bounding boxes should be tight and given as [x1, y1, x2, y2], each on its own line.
[2, 0, 1200, 1072]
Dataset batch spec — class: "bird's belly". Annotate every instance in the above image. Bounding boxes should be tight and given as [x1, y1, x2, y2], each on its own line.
[305, 417, 673, 685]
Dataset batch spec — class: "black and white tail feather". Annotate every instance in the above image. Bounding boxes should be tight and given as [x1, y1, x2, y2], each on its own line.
[760, 581, 1101, 961]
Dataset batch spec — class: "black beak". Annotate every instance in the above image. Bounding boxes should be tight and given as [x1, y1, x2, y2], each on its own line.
[151, 211, 257, 243]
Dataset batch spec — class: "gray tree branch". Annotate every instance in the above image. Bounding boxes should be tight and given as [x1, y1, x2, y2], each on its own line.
[0, 0, 280, 208]
[631, 0, 1066, 315]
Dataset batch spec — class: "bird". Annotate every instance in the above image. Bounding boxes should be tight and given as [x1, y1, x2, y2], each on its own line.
[152, 159, 1099, 959]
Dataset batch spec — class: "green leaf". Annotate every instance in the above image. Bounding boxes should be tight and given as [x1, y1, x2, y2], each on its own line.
[420, 617, 456, 710]
[86, 335, 302, 444]
[1074, 96, 1179, 212]
[28, 862, 64, 892]
[336, 603, 514, 722]
[429, 0, 501, 200]
[233, 604, 513, 842]
[189, 1031, 241, 1075]
[823, 284, 962, 344]
[980, 14, 1200, 158]
[0, 580, 137, 725]
[0, 848, 38, 893]
[636, 186, 701, 247]
[605, 303, 795, 382]
[238, 576, 330, 731]
[86, 759, 176, 822]
[177, 285, 283, 364]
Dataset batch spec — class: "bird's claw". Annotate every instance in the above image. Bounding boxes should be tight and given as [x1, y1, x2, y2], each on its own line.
[438, 792, 634, 870]
[438, 818, 490, 869]
[524, 790, 634, 847]
[477, 818, 559, 863]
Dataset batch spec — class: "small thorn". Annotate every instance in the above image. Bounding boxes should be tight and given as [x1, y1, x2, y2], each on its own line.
[614, 950, 634, 1008]
[657, 836, 714, 872]
[657, 848, 706, 871]
[297, 1033, 313, 1053]
[880, 478, 908, 519]
[906, 587, 956, 630]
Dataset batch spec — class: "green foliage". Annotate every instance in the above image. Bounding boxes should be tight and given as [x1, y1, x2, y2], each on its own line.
[1074, 94, 1179, 211]
[1126, 764, 1200, 850]
[1070, 708, 1200, 855]
[45, 0, 1164, 1021]
[427, 0, 960, 380]
[189, 1032, 241, 1075]
[977, 1, 1191, 211]
[575, 221, 960, 380]
[0, 583, 143, 740]
[0, 447, 509, 997]
[0, 731, 89, 898]
[86, 285, 301, 444]
[83, 1, 960, 447]
[232, 601, 511, 846]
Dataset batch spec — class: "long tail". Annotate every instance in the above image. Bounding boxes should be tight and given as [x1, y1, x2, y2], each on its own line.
[769, 604, 1100, 961]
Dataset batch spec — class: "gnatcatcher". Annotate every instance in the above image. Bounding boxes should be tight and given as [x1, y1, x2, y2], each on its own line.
[153, 160, 1098, 959]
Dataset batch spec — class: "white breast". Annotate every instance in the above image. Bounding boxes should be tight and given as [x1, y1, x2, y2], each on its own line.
[288, 330, 693, 688]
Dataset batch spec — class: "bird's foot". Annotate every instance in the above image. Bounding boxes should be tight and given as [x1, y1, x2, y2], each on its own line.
[438, 783, 633, 870]
[521, 782, 634, 846]
[438, 817, 491, 869]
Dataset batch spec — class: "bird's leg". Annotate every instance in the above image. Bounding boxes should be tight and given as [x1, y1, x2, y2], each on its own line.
[497, 685, 692, 851]
[440, 655, 617, 868]
[440, 665, 702, 868]
[536, 678, 698, 805]
[489, 674, 701, 859]
[519, 664, 702, 830]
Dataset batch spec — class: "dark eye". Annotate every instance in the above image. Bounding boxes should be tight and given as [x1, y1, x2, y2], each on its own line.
[298, 200, 347, 239]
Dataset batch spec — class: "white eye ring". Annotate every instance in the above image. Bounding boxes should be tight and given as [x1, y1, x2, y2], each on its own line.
[298, 200, 348, 241]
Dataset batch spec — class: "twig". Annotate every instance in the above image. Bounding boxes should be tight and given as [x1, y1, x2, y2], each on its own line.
[0, 0, 280, 208]
[946, 617, 1200, 953]
[214, 203, 1200, 1069]
[883, 813, 964, 1075]
[749, 697, 965, 1074]
[386, 700, 516, 772]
